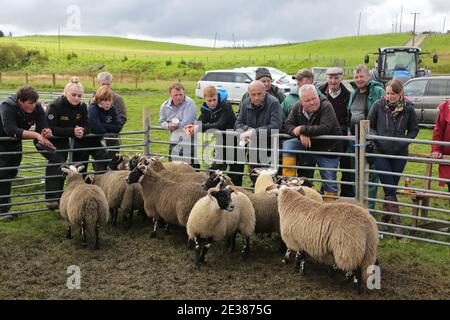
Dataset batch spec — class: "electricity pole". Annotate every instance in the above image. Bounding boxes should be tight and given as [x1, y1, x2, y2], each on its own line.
[232, 33, 236, 48]
[399, 5, 403, 32]
[444, 16, 447, 33]
[395, 13, 398, 32]
[213, 32, 217, 50]
[411, 12, 420, 46]
[58, 26, 61, 57]
[357, 12, 362, 36]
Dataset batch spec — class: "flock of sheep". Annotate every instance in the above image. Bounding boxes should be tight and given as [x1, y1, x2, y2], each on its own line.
[58, 154, 379, 293]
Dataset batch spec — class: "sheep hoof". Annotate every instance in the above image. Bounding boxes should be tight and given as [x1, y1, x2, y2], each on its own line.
[150, 231, 157, 238]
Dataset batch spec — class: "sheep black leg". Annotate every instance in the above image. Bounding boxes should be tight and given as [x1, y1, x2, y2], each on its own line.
[81, 220, 87, 247]
[150, 218, 158, 238]
[241, 237, 250, 259]
[194, 236, 204, 269]
[127, 209, 133, 230]
[200, 237, 212, 264]
[278, 241, 287, 254]
[94, 222, 100, 250]
[353, 267, 363, 294]
[295, 251, 306, 276]
[66, 225, 72, 239]
[228, 232, 237, 253]
[187, 236, 195, 249]
[164, 222, 170, 234]
[282, 249, 293, 265]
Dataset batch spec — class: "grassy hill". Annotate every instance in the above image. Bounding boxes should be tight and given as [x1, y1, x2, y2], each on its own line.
[0, 33, 448, 87]
[421, 33, 450, 73]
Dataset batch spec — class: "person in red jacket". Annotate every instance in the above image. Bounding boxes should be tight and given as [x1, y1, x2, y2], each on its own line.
[431, 99, 450, 193]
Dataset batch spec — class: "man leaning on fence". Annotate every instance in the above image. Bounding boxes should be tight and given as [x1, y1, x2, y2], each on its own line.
[318, 67, 353, 197]
[97, 72, 127, 157]
[159, 83, 199, 168]
[283, 84, 342, 201]
[0, 85, 55, 221]
[234, 80, 284, 186]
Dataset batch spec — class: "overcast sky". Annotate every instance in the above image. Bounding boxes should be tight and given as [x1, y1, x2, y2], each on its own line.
[0, 0, 448, 47]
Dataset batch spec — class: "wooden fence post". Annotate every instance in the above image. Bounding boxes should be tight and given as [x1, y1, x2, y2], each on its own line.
[0, 72, 2, 84]
[25, 73, 29, 84]
[52, 73, 56, 86]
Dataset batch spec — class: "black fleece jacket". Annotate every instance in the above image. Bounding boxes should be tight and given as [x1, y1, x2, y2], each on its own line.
[0, 95, 48, 139]
[285, 96, 343, 153]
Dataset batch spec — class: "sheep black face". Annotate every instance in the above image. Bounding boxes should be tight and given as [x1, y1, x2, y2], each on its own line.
[202, 170, 224, 191]
[209, 188, 234, 212]
[108, 153, 123, 171]
[126, 165, 145, 184]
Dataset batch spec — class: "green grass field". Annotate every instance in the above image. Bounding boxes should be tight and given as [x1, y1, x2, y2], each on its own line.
[1, 32, 448, 82]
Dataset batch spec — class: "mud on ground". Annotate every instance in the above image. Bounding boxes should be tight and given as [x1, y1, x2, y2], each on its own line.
[0, 213, 449, 300]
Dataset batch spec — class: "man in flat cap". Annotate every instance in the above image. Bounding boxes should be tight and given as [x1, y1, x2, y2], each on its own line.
[318, 67, 353, 197]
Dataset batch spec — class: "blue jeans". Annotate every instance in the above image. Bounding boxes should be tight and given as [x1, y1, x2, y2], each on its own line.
[374, 157, 407, 197]
[283, 138, 340, 193]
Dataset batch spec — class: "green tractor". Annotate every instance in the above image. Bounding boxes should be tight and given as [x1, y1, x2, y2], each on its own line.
[364, 46, 438, 84]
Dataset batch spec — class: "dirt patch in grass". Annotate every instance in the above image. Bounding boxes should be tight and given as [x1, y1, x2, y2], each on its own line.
[0, 212, 449, 300]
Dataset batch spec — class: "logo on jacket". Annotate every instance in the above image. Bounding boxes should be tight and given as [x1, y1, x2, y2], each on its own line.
[48, 114, 54, 120]
[105, 116, 113, 123]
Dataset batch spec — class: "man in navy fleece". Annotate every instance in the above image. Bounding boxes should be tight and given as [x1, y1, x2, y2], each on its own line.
[84, 85, 122, 172]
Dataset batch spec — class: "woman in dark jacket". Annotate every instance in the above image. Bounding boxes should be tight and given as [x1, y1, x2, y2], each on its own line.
[84, 85, 122, 173]
[44, 77, 87, 209]
[368, 79, 419, 236]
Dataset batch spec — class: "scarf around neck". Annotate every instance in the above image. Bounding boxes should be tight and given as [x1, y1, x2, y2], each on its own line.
[385, 98, 405, 118]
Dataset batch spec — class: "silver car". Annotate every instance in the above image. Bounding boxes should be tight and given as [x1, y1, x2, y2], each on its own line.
[403, 76, 450, 124]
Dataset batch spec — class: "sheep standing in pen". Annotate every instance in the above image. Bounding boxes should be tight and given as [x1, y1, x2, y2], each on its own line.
[187, 186, 256, 269]
[108, 153, 131, 171]
[126, 164, 206, 237]
[59, 163, 109, 249]
[271, 185, 379, 293]
[202, 170, 279, 234]
[87, 170, 144, 229]
[127, 155, 196, 173]
[251, 168, 278, 194]
[145, 157, 208, 184]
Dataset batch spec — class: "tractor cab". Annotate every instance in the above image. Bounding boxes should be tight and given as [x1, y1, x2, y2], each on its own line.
[365, 46, 438, 84]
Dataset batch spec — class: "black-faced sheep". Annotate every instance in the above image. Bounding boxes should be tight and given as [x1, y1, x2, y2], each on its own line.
[127, 155, 196, 173]
[126, 164, 207, 237]
[59, 164, 109, 249]
[187, 187, 256, 268]
[273, 185, 379, 293]
[87, 170, 144, 229]
[201, 170, 279, 235]
[108, 154, 130, 171]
